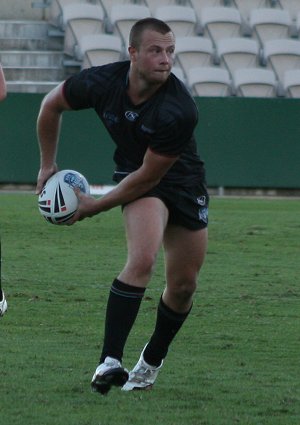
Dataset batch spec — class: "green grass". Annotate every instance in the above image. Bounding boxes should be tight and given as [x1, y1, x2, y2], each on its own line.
[1, 193, 299, 425]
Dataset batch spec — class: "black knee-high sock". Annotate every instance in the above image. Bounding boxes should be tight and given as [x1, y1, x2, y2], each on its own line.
[143, 296, 192, 367]
[100, 279, 145, 363]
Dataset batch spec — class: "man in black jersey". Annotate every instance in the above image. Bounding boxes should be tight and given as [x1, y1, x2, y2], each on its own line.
[36, 18, 209, 395]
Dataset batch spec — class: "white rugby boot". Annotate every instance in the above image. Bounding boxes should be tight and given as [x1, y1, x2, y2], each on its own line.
[122, 346, 163, 391]
[91, 356, 129, 395]
[0, 289, 7, 317]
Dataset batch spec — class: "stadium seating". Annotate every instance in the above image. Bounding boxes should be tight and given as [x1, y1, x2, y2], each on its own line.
[145, 0, 188, 15]
[74, 33, 124, 69]
[296, 11, 300, 36]
[187, 66, 232, 96]
[62, 3, 105, 57]
[100, 0, 141, 16]
[249, 8, 292, 45]
[283, 69, 300, 97]
[154, 6, 197, 37]
[110, 4, 151, 45]
[232, 0, 279, 21]
[3, 0, 300, 97]
[190, 1, 234, 21]
[48, 0, 88, 29]
[215, 37, 260, 75]
[198, 6, 243, 45]
[232, 67, 278, 97]
[278, 0, 299, 20]
[175, 36, 214, 76]
[262, 38, 300, 84]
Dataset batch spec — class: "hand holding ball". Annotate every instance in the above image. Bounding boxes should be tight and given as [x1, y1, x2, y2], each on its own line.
[38, 170, 90, 224]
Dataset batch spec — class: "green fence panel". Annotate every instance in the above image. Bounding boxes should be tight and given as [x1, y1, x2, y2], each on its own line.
[1, 94, 299, 189]
[195, 97, 300, 189]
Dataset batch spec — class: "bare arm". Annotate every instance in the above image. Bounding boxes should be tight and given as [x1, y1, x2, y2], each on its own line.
[0, 64, 7, 101]
[71, 148, 178, 222]
[36, 82, 72, 193]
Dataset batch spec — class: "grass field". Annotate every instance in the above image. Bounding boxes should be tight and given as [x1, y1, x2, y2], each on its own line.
[1, 193, 299, 425]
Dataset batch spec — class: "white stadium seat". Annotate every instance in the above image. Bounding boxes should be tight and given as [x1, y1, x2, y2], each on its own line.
[190, 0, 229, 21]
[110, 4, 151, 45]
[62, 4, 105, 57]
[145, 0, 184, 15]
[49, 0, 88, 28]
[278, 0, 300, 20]
[187, 66, 232, 96]
[100, 0, 138, 16]
[216, 37, 260, 75]
[75, 34, 123, 69]
[262, 38, 300, 83]
[175, 36, 214, 76]
[232, 67, 278, 97]
[198, 6, 242, 45]
[249, 8, 292, 45]
[154, 6, 197, 37]
[283, 69, 300, 98]
[233, 0, 274, 21]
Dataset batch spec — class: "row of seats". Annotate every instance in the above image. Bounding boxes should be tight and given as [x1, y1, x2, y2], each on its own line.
[48, 0, 300, 25]
[44, 0, 300, 97]
[183, 66, 300, 97]
[50, 1, 300, 46]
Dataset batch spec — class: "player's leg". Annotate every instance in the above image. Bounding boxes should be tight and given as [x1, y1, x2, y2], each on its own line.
[162, 224, 208, 312]
[91, 197, 169, 394]
[123, 225, 207, 391]
[118, 196, 169, 286]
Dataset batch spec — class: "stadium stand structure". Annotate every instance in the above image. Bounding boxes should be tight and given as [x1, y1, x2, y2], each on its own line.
[0, 0, 300, 96]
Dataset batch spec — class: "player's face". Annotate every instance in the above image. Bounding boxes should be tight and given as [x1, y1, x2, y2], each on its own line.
[131, 30, 175, 85]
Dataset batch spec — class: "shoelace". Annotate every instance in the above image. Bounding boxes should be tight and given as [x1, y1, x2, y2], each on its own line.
[131, 366, 156, 383]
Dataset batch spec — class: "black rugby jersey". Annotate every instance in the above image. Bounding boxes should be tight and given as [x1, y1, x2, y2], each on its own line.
[63, 61, 206, 186]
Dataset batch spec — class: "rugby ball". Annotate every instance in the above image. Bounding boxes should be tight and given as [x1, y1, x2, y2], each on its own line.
[38, 170, 90, 225]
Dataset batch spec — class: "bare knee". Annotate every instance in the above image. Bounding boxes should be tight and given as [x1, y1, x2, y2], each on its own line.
[120, 251, 157, 285]
[175, 279, 197, 301]
[164, 277, 197, 312]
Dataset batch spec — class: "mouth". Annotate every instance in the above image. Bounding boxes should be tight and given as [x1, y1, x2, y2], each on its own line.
[155, 69, 170, 74]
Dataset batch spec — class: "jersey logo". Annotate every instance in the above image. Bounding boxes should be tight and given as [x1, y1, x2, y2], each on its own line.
[103, 111, 119, 127]
[125, 111, 139, 122]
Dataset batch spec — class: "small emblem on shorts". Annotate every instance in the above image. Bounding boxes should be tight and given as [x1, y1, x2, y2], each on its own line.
[197, 196, 206, 206]
[198, 207, 208, 224]
[125, 111, 139, 121]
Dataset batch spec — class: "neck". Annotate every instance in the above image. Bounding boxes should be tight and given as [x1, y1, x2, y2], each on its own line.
[127, 67, 162, 105]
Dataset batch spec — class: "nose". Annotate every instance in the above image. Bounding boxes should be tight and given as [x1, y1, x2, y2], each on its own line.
[160, 50, 172, 64]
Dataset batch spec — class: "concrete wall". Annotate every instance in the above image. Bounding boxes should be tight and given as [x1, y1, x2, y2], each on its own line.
[0, 0, 48, 20]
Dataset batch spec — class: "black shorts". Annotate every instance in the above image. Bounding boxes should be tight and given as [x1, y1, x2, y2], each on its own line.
[126, 182, 209, 231]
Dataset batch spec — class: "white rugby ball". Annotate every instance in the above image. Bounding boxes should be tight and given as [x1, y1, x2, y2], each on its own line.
[38, 170, 90, 225]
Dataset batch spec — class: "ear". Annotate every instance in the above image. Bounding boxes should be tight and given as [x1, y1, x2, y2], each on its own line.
[128, 46, 137, 61]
